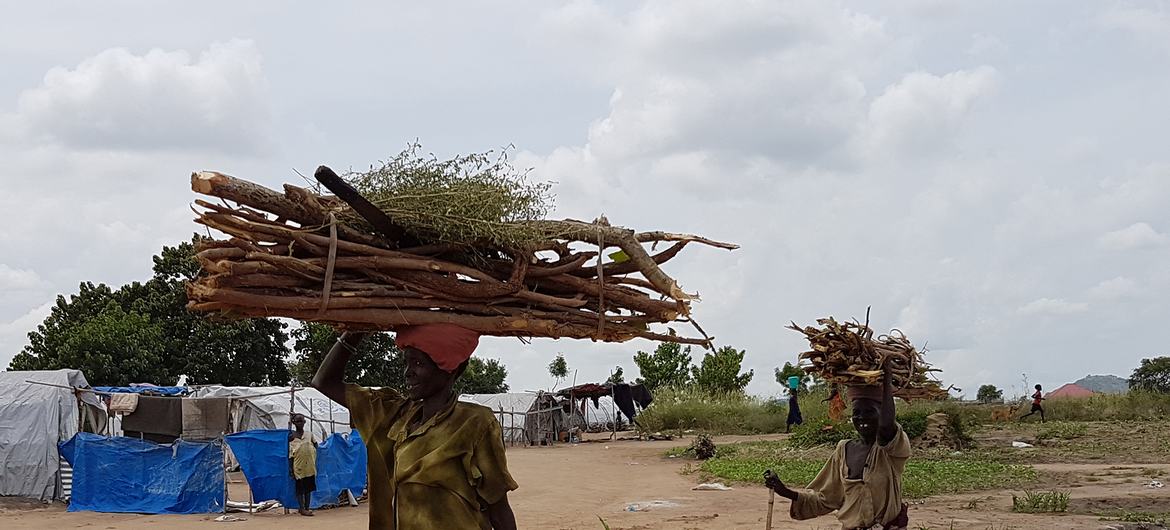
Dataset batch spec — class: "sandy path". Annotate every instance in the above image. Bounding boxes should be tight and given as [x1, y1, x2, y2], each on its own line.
[2, 435, 1167, 529]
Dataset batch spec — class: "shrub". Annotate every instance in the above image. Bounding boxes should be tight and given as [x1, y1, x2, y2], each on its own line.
[1011, 490, 1070, 513]
[691, 434, 717, 459]
[788, 421, 854, 448]
[896, 410, 930, 439]
[635, 387, 786, 434]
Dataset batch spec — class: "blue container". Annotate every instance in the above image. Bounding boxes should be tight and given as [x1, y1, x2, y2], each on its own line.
[788, 376, 800, 390]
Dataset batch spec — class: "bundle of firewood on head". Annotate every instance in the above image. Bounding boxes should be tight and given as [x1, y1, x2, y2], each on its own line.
[186, 146, 737, 347]
[787, 314, 955, 401]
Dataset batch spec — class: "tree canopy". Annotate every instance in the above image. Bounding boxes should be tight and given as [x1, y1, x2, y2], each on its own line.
[633, 342, 694, 391]
[9, 237, 291, 386]
[1130, 356, 1170, 393]
[976, 384, 1004, 403]
[693, 346, 754, 394]
[288, 323, 405, 390]
[548, 353, 569, 390]
[455, 357, 510, 394]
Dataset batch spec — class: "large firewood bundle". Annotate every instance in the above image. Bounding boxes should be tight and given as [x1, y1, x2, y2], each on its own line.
[186, 167, 736, 347]
[788, 315, 955, 400]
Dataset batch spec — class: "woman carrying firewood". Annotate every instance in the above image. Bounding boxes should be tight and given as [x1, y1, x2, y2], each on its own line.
[312, 324, 518, 530]
[764, 362, 911, 530]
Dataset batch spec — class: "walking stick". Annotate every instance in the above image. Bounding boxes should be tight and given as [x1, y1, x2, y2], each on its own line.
[763, 469, 777, 530]
[766, 489, 775, 530]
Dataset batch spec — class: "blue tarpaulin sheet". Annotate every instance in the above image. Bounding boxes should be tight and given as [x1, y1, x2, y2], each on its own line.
[314, 430, 367, 507]
[94, 386, 188, 396]
[225, 429, 366, 509]
[58, 433, 224, 514]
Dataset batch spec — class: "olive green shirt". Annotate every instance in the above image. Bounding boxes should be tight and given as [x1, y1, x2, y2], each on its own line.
[791, 425, 911, 529]
[346, 384, 518, 530]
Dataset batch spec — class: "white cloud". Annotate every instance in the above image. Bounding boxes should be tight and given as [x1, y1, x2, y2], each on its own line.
[1099, 3, 1170, 53]
[967, 33, 1007, 56]
[1088, 276, 1138, 300]
[1017, 298, 1089, 316]
[0, 264, 48, 291]
[0, 301, 54, 368]
[1098, 222, 1166, 251]
[10, 40, 271, 154]
[859, 66, 999, 159]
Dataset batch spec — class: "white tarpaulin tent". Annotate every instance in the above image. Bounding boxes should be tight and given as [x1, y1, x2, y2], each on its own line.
[0, 369, 105, 501]
[190, 385, 350, 440]
[459, 393, 537, 443]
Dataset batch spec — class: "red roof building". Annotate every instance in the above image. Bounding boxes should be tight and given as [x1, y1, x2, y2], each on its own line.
[1045, 383, 1096, 399]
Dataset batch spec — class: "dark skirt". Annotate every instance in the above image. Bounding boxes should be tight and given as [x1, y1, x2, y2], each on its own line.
[295, 475, 317, 495]
[787, 398, 803, 425]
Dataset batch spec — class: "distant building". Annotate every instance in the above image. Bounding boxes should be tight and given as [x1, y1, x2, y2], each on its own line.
[1045, 383, 1097, 399]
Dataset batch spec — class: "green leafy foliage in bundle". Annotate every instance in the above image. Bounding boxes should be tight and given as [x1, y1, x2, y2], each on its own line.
[342, 143, 555, 248]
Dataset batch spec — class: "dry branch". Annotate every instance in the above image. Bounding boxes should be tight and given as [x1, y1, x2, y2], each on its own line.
[186, 170, 736, 347]
[789, 315, 952, 400]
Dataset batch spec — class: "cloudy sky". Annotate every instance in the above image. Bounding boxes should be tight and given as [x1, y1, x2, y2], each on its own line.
[2, 0, 1168, 398]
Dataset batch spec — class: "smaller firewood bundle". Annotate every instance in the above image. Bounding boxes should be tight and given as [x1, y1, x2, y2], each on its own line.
[186, 166, 736, 347]
[788, 315, 954, 400]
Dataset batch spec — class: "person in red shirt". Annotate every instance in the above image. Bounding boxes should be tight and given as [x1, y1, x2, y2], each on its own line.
[1020, 384, 1046, 423]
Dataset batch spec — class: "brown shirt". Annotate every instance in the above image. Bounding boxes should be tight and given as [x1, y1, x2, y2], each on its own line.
[791, 425, 912, 529]
[346, 384, 518, 529]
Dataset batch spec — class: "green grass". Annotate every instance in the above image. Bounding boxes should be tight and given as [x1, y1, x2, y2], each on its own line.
[638, 385, 979, 439]
[1011, 490, 1070, 513]
[1106, 511, 1170, 525]
[635, 387, 792, 434]
[693, 440, 1035, 498]
[960, 392, 1170, 423]
[1036, 421, 1088, 441]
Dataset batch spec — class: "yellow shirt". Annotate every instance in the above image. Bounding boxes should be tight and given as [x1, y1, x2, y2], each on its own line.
[791, 425, 911, 529]
[289, 432, 317, 480]
[346, 384, 518, 530]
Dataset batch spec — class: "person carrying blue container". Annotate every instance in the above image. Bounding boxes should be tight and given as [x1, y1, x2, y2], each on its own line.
[785, 375, 803, 433]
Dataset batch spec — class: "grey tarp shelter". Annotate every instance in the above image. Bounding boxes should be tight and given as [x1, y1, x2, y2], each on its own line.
[0, 369, 105, 501]
[190, 385, 350, 440]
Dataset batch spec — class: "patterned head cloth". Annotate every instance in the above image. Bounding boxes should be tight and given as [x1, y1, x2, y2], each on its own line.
[395, 323, 481, 373]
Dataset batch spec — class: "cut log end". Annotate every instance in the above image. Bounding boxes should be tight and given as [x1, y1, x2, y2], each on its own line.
[191, 171, 227, 194]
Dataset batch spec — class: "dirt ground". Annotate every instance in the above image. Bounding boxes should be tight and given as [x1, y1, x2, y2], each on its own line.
[2, 429, 1169, 530]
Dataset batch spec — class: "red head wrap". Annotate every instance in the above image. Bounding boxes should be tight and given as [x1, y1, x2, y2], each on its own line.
[846, 384, 883, 403]
[395, 323, 480, 373]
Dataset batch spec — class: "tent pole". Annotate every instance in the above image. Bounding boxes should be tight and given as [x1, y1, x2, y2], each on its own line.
[221, 435, 228, 516]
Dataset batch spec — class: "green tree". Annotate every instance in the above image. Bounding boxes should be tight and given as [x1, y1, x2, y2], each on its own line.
[548, 353, 569, 390]
[1130, 356, 1170, 393]
[288, 323, 406, 390]
[9, 237, 291, 386]
[633, 342, 693, 391]
[692, 345, 754, 394]
[455, 357, 509, 394]
[774, 362, 810, 392]
[606, 366, 625, 385]
[976, 384, 1004, 403]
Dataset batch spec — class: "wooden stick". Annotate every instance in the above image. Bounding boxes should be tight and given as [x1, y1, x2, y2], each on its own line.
[766, 489, 775, 530]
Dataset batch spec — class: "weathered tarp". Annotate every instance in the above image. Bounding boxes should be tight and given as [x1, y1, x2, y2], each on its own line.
[193, 386, 350, 440]
[225, 429, 366, 509]
[58, 433, 224, 514]
[0, 369, 104, 501]
[93, 386, 188, 396]
[460, 393, 536, 443]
